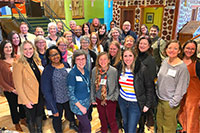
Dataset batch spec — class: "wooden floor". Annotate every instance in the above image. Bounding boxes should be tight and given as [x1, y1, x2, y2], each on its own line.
[0, 93, 152, 133]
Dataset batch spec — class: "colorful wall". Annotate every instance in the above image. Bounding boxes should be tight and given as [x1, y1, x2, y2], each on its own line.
[64, 0, 104, 27]
[143, 7, 163, 30]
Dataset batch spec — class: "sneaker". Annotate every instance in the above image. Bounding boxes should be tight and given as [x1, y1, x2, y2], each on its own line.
[70, 122, 79, 132]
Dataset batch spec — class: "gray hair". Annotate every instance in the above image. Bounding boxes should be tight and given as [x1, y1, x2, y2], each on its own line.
[70, 20, 76, 25]
[108, 27, 122, 38]
[72, 49, 87, 66]
[48, 22, 57, 32]
[80, 35, 90, 43]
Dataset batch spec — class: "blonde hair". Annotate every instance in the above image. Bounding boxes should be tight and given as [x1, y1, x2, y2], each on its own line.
[18, 40, 41, 65]
[56, 37, 68, 46]
[34, 36, 47, 52]
[63, 31, 72, 37]
[109, 41, 121, 67]
[124, 35, 135, 48]
[89, 32, 101, 53]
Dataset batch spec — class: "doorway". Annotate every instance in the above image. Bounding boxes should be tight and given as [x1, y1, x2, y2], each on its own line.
[120, 7, 136, 30]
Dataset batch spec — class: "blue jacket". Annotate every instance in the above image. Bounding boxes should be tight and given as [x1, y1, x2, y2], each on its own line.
[41, 62, 70, 114]
[67, 65, 90, 115]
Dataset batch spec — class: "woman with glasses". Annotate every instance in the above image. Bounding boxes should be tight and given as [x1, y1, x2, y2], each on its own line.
[178, 40, 200, 133]
[63, 31, 78, 52]
[67, 49, 91, 133]
[41, 46, 78, 132]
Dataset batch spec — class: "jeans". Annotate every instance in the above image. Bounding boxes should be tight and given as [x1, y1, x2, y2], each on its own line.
[118, 96, 141, 133]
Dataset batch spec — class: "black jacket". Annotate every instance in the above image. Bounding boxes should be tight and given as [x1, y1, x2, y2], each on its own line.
[88, 49, 97, 70]
[118, 53, 157, 111]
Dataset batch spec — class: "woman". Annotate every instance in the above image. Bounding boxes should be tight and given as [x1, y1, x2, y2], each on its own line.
[178, 40, 200, 133]
[122, 35, 135, 51]
[46, 22, 59, 48]
[56, 37, 73, 66]
[13, 40, 44, 133]
[82, 23, 90, 38]
[138, 24, 149, 39]
[156, 40, 190, 133]
[89, 32, 104, 55]
[104, 27, 122, 52]
[63, 31, 78, 52]
[66, 50, 91, 133]
[136, 37, 157, 133]
[109, 41, 122, 69]
[41, 46, 78, 132]
[0, 40, 26, 131]
[118, 48, 155, 133]
[7, 30, 21, 55]
[91, 52, 119, 133]
[34, 36, 47, 67]
[98, 24, 108, 49]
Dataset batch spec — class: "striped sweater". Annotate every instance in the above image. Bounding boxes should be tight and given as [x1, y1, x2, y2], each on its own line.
[119, 71, 137, 102]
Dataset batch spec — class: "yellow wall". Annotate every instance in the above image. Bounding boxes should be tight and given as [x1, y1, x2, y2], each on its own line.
[143, 7, 163, 30]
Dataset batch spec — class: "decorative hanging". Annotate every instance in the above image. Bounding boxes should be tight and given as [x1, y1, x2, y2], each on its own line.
[108, 0, 112, 8]
[91, 0, 95, 7]
[144, 0, 147, 6]
[164, 0, 166, 6]
[184, 0, 187, 6]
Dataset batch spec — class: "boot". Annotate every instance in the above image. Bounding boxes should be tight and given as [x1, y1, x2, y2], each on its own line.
[36, 116, 43, 133]
[27, 121, 35, 133]
[70, 121, 78, 132]
[20, 118, 27, 126]
[15, 124, 23, 132]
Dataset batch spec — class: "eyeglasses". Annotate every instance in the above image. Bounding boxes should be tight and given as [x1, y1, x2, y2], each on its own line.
[49, 53, 59, 57]
[76, 58, 86, 61]
[59, 44, 67, 47]
[66, 36, 72, 38]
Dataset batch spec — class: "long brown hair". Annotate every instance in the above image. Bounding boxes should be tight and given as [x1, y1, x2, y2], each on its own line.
[181, 40, 198, 62]
[89, 32, 101, 53]
[109, 41, 121, 67]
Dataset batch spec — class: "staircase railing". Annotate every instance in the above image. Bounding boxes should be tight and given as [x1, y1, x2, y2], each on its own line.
[41, 2, 71, 32]
[12, 4, 34, 33]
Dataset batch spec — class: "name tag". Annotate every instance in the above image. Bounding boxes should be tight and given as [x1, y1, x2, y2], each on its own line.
[167, 69, 176, 77]
[121, 75, 128, 82]
[38, 65, 44, 71]
[76, 76, 83, 81]
[100, 79, 107, 85]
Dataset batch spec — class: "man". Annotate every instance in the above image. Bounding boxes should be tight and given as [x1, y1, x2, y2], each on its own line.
[69, 20, 76, 35]
[121, 21, 137, 41]
[149, 25, 166, 67]
[34, 27, 45, 37]
[72, 25, 82, 49]
[90, 18, 100, 32]
[19, 22, 36, 44]
[56, 21, 63, 37]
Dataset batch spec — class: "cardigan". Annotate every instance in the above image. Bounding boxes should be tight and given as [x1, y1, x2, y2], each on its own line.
[0, 59, 15, 92]
[91, 65, 119, 103]
[67, 65, 90, 115]
[41, 62, 70, 114]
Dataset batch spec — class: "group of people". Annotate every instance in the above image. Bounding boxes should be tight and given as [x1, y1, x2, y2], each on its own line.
[0, 17, 199, 133]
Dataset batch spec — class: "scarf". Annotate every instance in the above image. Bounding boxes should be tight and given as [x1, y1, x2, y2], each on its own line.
[95, 68, 108, 106]
[62, 51, 68, 62]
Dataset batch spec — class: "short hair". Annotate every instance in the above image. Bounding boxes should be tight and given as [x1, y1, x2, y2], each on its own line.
[72, 49, 87, 66]
[46, 45, 62, 64]
[34, 35, 46, 44]
[20, 22, 28, 27]
[56, 37, 68, 46]
[164, 40, 182, 57]
[70, 20, 76, 25]
[48, 22, 57, 32]
[63, 31, 72, 37]
[110, 20, 116, 25]
[80, 35, 90, 43]
[150, 25, 159, 32]
[0, 40, 14, 59]
[123, 21, 131, 26]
